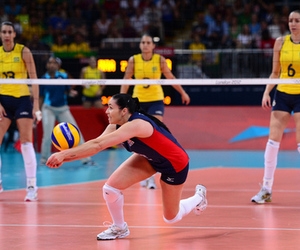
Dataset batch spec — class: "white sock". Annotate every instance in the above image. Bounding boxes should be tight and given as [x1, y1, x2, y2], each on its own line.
[164, 193, 202, 224]
[103, 184, 125, 228]
[263, 139, 280, 190]
[21, 142, 37, 187]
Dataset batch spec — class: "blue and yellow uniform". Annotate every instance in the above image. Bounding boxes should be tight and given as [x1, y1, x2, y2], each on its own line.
[0, 43, 32, 119]
[273, 35, 300, 113]
[132, 53, 165, 116]
[277, 35, 300, 94]
[82, 66, 103, 98]
[132, 53, 163, 102]
[121, 112, 189, 185]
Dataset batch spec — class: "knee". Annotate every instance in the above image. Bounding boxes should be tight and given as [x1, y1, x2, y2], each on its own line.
[163, 212, 182, 224]
[102, 183, 123, 203]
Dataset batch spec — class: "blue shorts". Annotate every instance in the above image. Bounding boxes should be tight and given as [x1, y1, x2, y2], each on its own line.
[155, 163, 189, 185]
[272, 90, 300, 113]
[140, 100, 164, 116]
[0, 95, 33, 120]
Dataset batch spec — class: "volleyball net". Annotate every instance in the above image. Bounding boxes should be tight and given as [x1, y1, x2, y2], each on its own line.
[1, 48, 297, 106]
[1, 78, 300, 86]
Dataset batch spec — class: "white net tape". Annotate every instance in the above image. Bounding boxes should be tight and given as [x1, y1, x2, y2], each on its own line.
[1, 78, 300, 85]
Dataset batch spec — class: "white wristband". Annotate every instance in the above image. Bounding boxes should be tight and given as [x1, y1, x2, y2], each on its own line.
[35, 110, 42, 121]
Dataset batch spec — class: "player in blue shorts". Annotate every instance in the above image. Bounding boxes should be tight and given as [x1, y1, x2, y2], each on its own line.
[251, 10, 300, 203]
[0, 21, 40, 201]
[46, 93, 207, 240]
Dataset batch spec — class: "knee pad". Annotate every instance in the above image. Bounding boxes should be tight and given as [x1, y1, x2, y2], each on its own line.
[103, 183, 123, 203]
[163, 212, 182, 224]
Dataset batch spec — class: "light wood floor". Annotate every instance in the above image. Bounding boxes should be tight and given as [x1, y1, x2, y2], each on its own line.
[1, 167, 300, 250]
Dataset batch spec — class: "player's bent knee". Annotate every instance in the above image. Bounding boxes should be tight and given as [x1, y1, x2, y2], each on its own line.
[163, 212, 182, 224]
[103, 183, 123, 203]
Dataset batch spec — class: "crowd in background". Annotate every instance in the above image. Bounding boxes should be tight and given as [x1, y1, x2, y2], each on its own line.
[0, 0, 297, 55]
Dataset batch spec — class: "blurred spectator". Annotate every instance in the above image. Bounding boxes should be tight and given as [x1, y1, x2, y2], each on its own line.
[174, 0, 193, 29]
[120, 0, 140, 9]
[69, 8, 88, 38]
[278, 19, 289, 37]
[41, 24, 55, 48]
[120, 0, 136, 18]
[204, 3, 215, 31]
[144, 1, 164, 43]
[101, 23, 123, 49]
[229, 15, 241, 48]
[27, 34, 51, 78]
[236, 24, 253, 49]
[257, 28, 275, 76]
[249, 13, 261, 38]
[189, 33, 206, 65]
[207, 12, 230, 49]
[47, 7, 70, 34]
[268, 14, 281, 39]
[67, 32, 91, 58]
[121, 17, 138, 38]
[103, 0, 120, 17]
[238, 3, 252, 26]
[281, 5, 290, 23]
[51, 34, 69, 53]
[4, 0, 22, 16]
[156, 0, 176, 38]
[94, 10, 112, 41]
[89, 22, 104, 51]
[258, 1, 277, 25]
[191, 12, 208, 46]
[259, 28, 275, 54]
[232, 0, 244, 17]
[0, 8, 8, 23]
[7, 14, 22, 38]
[215, 0, 228, 19]
[15, 6, 29, 31]
[130, 8, 149, 36]
[21, 15, 45, 43]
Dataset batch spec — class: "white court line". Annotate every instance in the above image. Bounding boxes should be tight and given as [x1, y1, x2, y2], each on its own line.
[0, 224, 299, 231]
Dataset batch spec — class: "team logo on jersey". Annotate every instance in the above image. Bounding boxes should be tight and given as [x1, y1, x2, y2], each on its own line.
[152, 66, 157, 72]
[13, 57, 20, 62]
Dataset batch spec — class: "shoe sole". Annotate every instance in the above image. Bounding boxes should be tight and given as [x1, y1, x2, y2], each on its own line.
[97, 231, 130, 240]
[24, 198, 38, 202]
[251, 198, 272, 204]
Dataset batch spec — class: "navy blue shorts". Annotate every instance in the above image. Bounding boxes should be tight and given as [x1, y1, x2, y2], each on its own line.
[272, 90, 300, 113]
[156, 163, 189, 185]
[140, 100, 164, 116]
[0, 95, 33, 120]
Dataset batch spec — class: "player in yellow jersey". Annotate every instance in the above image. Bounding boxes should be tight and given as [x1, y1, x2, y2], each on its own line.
[0, 21, 40, 201]
[251, 10, 300, 203]
[120, 34, 190, 189]
[80, 56, 106, 108]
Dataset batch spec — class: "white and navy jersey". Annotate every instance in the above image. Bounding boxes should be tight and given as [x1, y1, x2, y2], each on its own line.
[121, 112, 189, 175]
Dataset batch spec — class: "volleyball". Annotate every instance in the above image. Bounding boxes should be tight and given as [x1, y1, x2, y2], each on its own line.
[51, 122, 80, 151]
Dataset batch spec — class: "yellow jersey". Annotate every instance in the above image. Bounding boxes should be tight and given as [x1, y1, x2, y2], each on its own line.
[132, 53, 164, 102]
[189, 42, 206, 62]
[82, 66, 102, 97]
[0, 43, 31, 97]
[277, 35, 300, 94]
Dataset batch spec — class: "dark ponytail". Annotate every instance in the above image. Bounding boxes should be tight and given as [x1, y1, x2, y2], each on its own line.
[112, 93, 171, 133]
